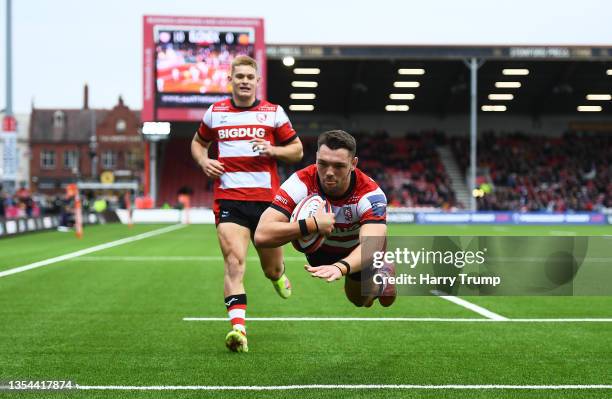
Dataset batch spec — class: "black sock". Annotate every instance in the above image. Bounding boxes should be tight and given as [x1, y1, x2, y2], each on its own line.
[224, 293, 247, 309]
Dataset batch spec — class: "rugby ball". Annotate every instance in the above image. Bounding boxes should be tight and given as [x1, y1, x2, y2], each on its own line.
[290, 194, 333, 253]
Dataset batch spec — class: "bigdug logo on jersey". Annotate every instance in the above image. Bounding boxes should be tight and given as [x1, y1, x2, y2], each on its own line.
[218, 127, 266, 139]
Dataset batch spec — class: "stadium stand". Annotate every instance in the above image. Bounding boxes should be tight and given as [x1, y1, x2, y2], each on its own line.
[19, 127, 610, 213]
[157, 138, 214, 207]
[450, 131, 612, 211]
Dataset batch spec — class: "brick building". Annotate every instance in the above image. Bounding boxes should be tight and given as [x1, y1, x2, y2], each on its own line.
[29, 87, 143, 194]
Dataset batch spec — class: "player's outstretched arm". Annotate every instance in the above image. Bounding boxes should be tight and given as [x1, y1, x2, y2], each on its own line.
[250, 137, 303, 163]
[305, 223, 387, 282]
[191, 133, 225, 179]
[254, 206, 315, 248]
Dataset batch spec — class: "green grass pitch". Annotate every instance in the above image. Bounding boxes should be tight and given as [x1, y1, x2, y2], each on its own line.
[0, 223, 610, 398]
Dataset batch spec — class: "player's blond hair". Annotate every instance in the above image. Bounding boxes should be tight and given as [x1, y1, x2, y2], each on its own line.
[231, 55, 258, 74]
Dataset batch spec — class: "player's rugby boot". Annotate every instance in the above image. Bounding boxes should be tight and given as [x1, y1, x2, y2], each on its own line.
[225, 327, 248, 353]
[378, 262, 397, 307]
[272, 273, 292, 299]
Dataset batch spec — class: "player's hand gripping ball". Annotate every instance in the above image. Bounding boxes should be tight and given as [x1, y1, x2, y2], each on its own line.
[290, 194, 332, 253]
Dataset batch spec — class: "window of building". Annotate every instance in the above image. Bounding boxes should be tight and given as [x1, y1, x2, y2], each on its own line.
[125, 151, 140, 169]
[53, 111, 65, 129]
[116, 119, 127, 133]
[40, 150, 56, 169]
[63, 150, 79, 170]
[101, 150, 117, 169]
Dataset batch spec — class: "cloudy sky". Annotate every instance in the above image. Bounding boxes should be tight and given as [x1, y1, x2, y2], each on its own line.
[0, 0, 610, 113]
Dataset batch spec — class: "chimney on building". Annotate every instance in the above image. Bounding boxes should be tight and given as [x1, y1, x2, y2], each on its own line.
[83, 84, 89, 109]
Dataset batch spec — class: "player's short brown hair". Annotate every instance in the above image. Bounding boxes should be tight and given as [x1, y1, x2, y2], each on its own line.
[231, 55, 258, 74]
[317, 130, 357, 157]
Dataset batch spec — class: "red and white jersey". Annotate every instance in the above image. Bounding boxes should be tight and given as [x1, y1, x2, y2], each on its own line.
[197, 98, 297, 202]
[271, 165, 387, 256]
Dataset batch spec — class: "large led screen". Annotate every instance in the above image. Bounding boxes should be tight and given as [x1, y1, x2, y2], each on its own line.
[143, 16, 265, 122]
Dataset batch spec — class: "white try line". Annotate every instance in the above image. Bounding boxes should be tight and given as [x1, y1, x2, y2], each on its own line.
[71, 256, 307, 262]
[182, 317, 612, 323]
[74, 255, 612, 263]
[0, 224, 187, 278]
[549, 230, 577, 236]
[431, 290, 508, 321]
[75, 384, 612, 391]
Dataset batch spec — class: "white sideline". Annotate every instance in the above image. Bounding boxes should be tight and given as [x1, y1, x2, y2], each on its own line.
[75, 384, 612, 391]
[182, 317, 612, 322]
[431, 290, 509, 320]
[184, 317, 490, 322]
[71, 255, 612, 263]
[0, 224, 187, 278]
[72, 256, 306, 262]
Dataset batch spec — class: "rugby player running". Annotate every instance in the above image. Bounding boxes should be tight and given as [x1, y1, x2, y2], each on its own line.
[191, 55, 303, 353]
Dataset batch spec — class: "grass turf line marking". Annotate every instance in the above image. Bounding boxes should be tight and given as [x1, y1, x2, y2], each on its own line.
[549, 230, 577, 236]
[184, 317, 489, 322]
[431, 290, 508, 321]
[71, 256, 306, 262]
[75, 384, 612, 390]
[71, 255, 612, 263]
[0, 224, 187, 278]
[182, 317, 612, 322]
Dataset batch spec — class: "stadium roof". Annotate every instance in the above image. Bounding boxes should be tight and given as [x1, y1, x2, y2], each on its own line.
[266, 45, 612, 116]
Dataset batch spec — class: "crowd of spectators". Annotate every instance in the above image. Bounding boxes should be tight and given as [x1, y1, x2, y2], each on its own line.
[282, 129, 457, 209]
[0, 184, 125, 224]
[6, 130, 609, 216]
[0, 184, 40, 219]
[450, 131, 612, 212]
